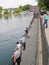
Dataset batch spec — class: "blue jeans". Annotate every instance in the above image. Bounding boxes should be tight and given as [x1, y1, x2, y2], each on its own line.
[44, 19, 48, 28]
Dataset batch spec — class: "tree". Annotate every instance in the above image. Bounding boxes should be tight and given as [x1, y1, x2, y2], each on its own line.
[0, 6, 2, 10]
[0, 6, 3, 13]
[0, 13, 2, 18]
[19, 6, 23, 11]
[22, 4, 30, 11]
[38, 0, 46, 10]
[4, 9, 10, 15]
[13, 8, 22, 13]
[38, 0, 49, 10]
[44, 0, 49, 10]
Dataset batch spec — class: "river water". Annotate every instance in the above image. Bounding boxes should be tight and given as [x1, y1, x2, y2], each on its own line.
[0, 11, 33, 65]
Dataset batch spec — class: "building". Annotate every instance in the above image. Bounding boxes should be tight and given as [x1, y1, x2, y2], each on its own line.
[29, 5, 39, 12]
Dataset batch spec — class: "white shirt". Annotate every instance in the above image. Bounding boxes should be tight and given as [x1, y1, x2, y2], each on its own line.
[20, 37, 26, 43]
[16, 44, 22, 51]
[14, 50, 20, 59]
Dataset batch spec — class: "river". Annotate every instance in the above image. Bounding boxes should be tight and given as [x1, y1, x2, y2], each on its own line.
[0, 11, 33, 65]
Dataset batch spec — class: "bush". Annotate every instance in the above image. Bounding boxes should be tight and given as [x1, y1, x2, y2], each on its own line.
[13, 8, 22, 13]
[4, 9, 10, 15]
[22, 4, 30, 11]
[41, 6, 46, 10]
[0, 13, 2, 18]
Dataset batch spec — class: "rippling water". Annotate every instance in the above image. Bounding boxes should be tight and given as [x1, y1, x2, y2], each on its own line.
[0, 11, 33, 65]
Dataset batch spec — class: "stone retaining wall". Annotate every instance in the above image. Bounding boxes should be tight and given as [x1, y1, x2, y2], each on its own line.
[38, 18, 48, 65]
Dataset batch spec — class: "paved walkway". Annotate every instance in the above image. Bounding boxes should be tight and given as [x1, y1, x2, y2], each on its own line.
[15, 18, 39, 65]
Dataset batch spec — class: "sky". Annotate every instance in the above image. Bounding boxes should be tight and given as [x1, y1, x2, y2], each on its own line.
[0, 0, 38, 8]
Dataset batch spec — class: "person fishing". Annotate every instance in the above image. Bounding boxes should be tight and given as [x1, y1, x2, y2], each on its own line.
[12, 47, 21, 65]
[20, 36, 26, 50]
[25, 27, 30, 38]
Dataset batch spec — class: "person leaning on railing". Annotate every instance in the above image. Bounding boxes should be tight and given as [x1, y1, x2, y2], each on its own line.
[43, 11, 48, 28]
[12, 47, 21, 65]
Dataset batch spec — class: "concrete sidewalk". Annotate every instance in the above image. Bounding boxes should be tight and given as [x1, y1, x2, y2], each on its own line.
[19, 18, 39, 65]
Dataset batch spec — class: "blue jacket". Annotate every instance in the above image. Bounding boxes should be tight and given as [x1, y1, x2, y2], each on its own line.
[44, 15, 48, 20]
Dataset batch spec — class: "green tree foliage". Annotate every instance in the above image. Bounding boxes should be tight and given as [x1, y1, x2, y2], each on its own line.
[0, 13, 2, 18]
[13, 4, 30, 13]
[38, 0, 46, 10]
[38, 0, 49, 10]
[4, 9, 10, 15]
[19, 6, 23, 10]
[13, 8, 22, 13]
[44, 0, 49, 10]
[0, 6, 3, 13]
[22, 4, 30, 11]
[0, 6, 2, 11]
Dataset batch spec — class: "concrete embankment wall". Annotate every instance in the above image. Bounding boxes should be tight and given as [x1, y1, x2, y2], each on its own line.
[38, 18, 48, 65]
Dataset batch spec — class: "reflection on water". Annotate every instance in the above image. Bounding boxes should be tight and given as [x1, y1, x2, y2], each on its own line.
[0, 11, 33, 65]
